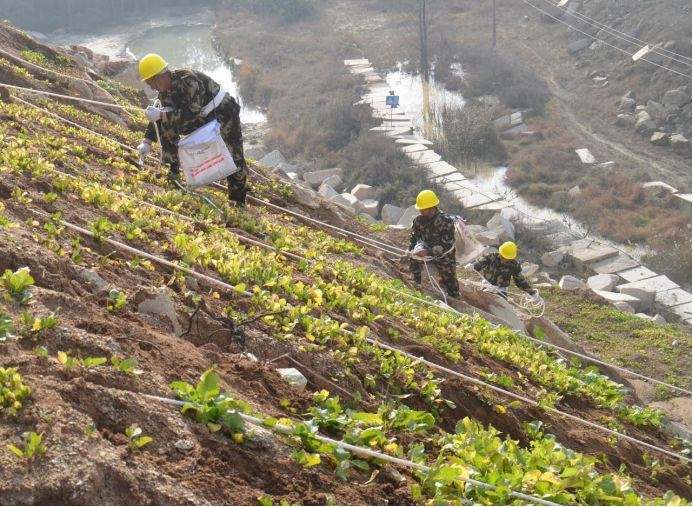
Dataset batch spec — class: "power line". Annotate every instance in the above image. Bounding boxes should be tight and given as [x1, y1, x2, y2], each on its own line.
[518, 0, 692, 79]
[539, 0, 692, 67]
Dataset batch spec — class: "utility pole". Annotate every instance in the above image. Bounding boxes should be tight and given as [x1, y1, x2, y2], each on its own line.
[492, 0, 497, 50]
[419, 0, 432, 139]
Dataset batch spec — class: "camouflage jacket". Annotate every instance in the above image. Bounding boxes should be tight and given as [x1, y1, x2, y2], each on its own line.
[144, 68, 241, 141]
[473, 253, 534, 293]
[408, 210, 456, 260]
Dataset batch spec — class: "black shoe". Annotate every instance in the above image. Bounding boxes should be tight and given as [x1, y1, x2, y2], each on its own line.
[228, 188, 248, 208]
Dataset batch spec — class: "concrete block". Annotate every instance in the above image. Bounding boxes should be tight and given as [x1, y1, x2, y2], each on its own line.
[654, 288, 692, 308]
[613, 301, 635, 313]
[258, 150, 288, 168]
[559, 275, 586, 290]
[381, 204, 405, 225]
[575, 148, 596, 164]
[593, 290, 638, 307]
[590, 255, 639, 274]
[358, 198, 379, 218]
[617, 266, 658, 283]
[397, 205, 419, 229]
[303, 168, 344, 188]
[618, 287, 655, 312]
[587, 274, 620, 292]
[322, 174, 343, 192]
[616, 275, 679, 294]
[351, 184, 375, 200]
[486, 213, 515, 241]
[541, 250, 564, 267]
[318, 183, 338, 199]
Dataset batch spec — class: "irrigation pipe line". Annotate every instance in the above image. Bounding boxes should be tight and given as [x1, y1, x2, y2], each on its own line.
[385, 286, 692, 398]
[23, 207, 690, 462]
[11, 91, 691, 400]
[138, 393, 559, 506]
[0, 82, 142, 111]
[539, 0, 692, 65]
[0, 47, 137, 116]
[519, 0, 692, 79]
[367, 339, 691, 463]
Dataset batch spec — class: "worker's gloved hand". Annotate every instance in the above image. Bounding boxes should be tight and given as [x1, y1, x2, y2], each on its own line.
[136, 141, 151, 156]
[431, 245, 444, 256]
[145, 106, 162, 122]
[464, 263, 474, 270]
[411, 248, 428, 258]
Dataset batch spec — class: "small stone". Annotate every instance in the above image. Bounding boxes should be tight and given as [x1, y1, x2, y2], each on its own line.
[174, 439, 195, 452]
[277, 368, 308, 390]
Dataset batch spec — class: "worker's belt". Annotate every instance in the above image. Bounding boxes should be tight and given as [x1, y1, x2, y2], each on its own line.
[200, 86, 227, 117]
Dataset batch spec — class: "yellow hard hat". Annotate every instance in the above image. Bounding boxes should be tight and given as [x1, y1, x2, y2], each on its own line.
[415, 189, 440, 210]
[139, 53, 168, 81]
[499, 241, 517, 260]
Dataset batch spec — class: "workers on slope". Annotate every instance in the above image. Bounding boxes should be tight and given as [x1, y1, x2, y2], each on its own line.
[135, 53, 249, 207]
[408, 190, 460, 298]
[466, 241, 539, 300]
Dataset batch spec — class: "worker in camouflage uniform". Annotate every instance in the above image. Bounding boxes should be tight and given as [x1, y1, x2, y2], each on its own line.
[408, 190, 460, 298]
[135, 53, 249, 207]
[466, 241, 539, 299]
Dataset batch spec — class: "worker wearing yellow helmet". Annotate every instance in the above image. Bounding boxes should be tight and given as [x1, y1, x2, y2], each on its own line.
[465, 241, 538, 300]
[408, 190, 460, 298]
[135, 53, 249, 207]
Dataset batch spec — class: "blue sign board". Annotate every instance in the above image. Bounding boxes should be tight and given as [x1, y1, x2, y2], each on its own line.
[386, 95, 399, 107]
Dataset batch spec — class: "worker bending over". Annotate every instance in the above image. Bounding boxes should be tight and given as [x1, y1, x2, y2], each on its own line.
[136, 53, 249, 207]
[409, 190, 460, 298]
[466, 241, 539, 300]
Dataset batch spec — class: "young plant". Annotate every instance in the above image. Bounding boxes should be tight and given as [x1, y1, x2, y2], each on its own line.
[107, 289, 128, 311]
[0, 310, 14, 341]
[111, 356, 143, 375]
[1, 267, 34, 305]
[7, 431, 45, 461]
[124, 424, 152, 451]
[31, 308, 59, 333]
[0, 367, 31, 415]
[57, 351, 107, 370]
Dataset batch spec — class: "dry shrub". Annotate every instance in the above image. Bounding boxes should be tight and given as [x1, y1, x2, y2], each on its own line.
[341, 134, 464, 214]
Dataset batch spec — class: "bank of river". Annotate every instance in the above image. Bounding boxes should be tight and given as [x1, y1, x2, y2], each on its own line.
[47, 15, 265, 124]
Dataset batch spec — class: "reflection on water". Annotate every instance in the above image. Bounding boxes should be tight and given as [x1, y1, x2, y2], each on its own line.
[127, 25, 265, 124]
[385, 63, 465, 134]
[383, 66, 568, 223]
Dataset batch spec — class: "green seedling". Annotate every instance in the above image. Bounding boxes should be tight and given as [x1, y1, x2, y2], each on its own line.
[0, 367, 31, 415]
[124, 424, 152, 451]
[7, 431, 45, 461]
[57, 351, 107, 370]
[107, 289, 128, 311]
[89, 217, 115, 241]
[111, 356, 143, 375]
[0, 310, 14, 341]
[1, 267, 34, 305]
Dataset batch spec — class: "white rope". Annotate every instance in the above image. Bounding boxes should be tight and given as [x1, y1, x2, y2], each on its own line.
[519, 0, 692, 79]
[139, 394, 559, 505]
[9, 93, 690, 408]
[24, 207, 690, 461]
[464, 267, 546, 319]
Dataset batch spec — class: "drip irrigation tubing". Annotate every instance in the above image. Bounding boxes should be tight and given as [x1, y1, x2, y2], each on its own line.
[9, 87, 691, 419]
[138, 393, 560, 506]
[22, 209, 690, 461]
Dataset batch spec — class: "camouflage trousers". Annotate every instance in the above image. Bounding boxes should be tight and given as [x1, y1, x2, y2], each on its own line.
[410, 256, 460, 297]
